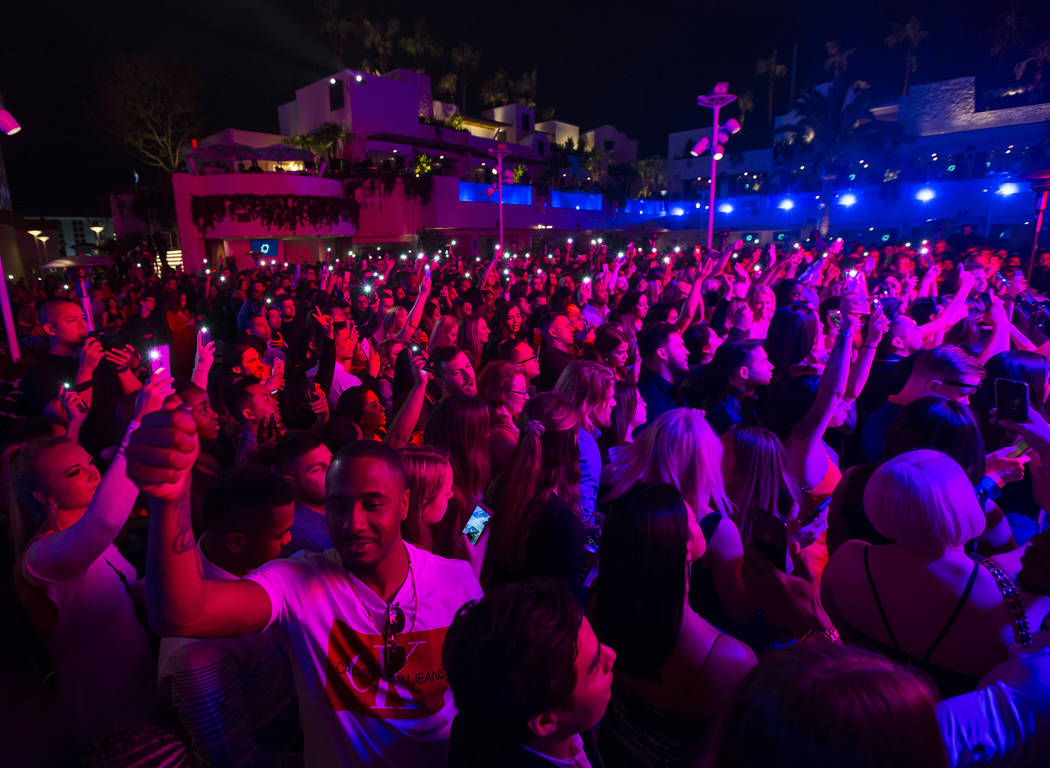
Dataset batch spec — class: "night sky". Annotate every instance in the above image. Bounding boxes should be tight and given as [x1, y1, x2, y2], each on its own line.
[1, 0, 1044, 216]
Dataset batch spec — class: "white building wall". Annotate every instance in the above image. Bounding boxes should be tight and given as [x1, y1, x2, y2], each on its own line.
[582, 125, 638, 164]
[536, 120, 580, 147]
[485, 105, 536, 144]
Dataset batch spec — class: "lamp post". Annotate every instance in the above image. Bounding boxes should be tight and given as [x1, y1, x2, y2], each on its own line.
[90, 224, 105, 248]
[487, 142, 512, 257]
[693, 83, 742, 251]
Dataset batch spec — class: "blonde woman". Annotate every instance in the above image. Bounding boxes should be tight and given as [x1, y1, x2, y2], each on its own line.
[823, 450, 1018, 697]
[398, 446, 454, 554]
[607, 408, 751, 623]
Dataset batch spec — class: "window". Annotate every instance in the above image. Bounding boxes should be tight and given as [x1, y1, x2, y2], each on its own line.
[329, 80, 345, 111]
[538, 141, 545, 156]
[521, 114, 530, 131]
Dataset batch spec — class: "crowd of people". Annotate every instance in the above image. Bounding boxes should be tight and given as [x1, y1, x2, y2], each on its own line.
[4, 232, 1050, 767]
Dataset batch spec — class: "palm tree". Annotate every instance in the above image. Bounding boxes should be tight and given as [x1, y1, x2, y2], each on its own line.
[511, 70, 538, 107]
[437, 73, 458, 103]
[586, 146, 614, 187]
[824, 41, 855, 80]
[776, 80, 910, 235]
[736, 91, 756, 129]
[632, 156, 667, 199]
[990, 11, 1026, 64]
[399, 19, 442, 73]
[361, 18, 400, 74]
[1015, 38, 1050, 84]
[451, 44, 480, 113]
[885, 18, 928, 96]
[755, 50, 787, 126]
[313, 0, 353, 70]
[481, 70, 511, 108]
[310, 122, 349, 163]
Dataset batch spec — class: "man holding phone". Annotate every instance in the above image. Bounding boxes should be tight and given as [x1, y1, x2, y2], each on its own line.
[21, 298, 142, 418]
[127, 428, 481, 768]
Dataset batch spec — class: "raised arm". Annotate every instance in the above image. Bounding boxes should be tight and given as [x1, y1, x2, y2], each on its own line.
[919, 269, 974, 339]
[395, 268, 433, 344]
[977, 294, 1011, 365]
[789, 296, 857, 488]
[127, 402, 272, 638]
[25, 376, 173, 583]
[845, 307, 889, 402]
[675, 262, 709, 333]
[385, 353, 430, 449]
[191, 330, 215, 391]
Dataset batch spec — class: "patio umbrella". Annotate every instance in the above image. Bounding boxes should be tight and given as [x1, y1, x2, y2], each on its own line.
[255, 144, 315, 163]
[188, 143, 261, 164]
[43, 253, 115, 332]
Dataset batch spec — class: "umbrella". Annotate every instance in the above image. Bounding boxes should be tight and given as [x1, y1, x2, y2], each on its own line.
[255, 144, 315, 163]
[42, 253, 114, 269]
[188, 143, 261, 163]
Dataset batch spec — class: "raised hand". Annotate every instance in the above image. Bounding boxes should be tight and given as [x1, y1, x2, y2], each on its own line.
[133, 371, 176, 422]
[80, 337, 104, 373]
[311, 306, 334, 340]
[60, 386, 89, 426]
[103, 344, 134, 372]
[194, 334, 216, 371]
[125, 399, 200, 501]
[864, 305, 890, 346]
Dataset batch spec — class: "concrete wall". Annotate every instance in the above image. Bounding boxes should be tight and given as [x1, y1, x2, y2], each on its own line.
[901, 77, 1050, 137]
[536, 120, 580, 147]
[485, 105, 536, 144]
[582, 125, 638, 165]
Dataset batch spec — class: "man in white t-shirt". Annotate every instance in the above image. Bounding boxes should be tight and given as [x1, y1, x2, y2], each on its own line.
[128, 413, 482, 768]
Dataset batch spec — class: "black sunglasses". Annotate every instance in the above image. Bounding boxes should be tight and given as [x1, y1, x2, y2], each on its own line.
[382, 604, 407, 678]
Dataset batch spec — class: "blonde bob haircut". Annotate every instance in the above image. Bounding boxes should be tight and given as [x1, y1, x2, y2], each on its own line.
[864, 449, 984, 555]
[607, 408, 730, 518]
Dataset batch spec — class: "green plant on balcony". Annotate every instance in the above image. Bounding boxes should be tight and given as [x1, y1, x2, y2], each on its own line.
[414, 153, 434, 176]
[448, 112, 465, 131]
[189, 193, 360, 234]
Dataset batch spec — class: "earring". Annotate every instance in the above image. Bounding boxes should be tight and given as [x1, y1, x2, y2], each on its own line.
[47, 498, 59, 517]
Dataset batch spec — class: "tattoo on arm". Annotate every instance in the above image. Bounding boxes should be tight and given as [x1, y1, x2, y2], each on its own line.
[171, 493, 196, 555]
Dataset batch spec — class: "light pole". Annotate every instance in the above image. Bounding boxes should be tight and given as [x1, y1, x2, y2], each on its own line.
[692, 83, 742, 250]
[487, 142, 512, 256]
[27, 229, 43, 274]
[90, 224, 105, 249]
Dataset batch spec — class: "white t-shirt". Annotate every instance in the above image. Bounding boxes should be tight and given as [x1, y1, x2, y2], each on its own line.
[328, 364, 363, 410]
[307, 361, 363, 411]
[246, 543, 482, 768]
[938, 635, 1050, 767]
[159, 553, 298, 767]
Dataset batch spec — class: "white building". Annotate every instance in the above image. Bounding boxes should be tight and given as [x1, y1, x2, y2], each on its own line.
[581, 125, 638, 165]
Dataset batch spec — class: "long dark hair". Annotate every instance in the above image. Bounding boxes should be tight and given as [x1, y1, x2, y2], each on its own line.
[591, 482, 688, 680]
[975, 350, 1050, 449]
[482, 393, 580, 590]
[883, 396, 986, 483]
[766, 303, 818, 377]
[424, 395, 491, 559]
[597, 381, 639, 460]
[711, 645, 947, 768]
